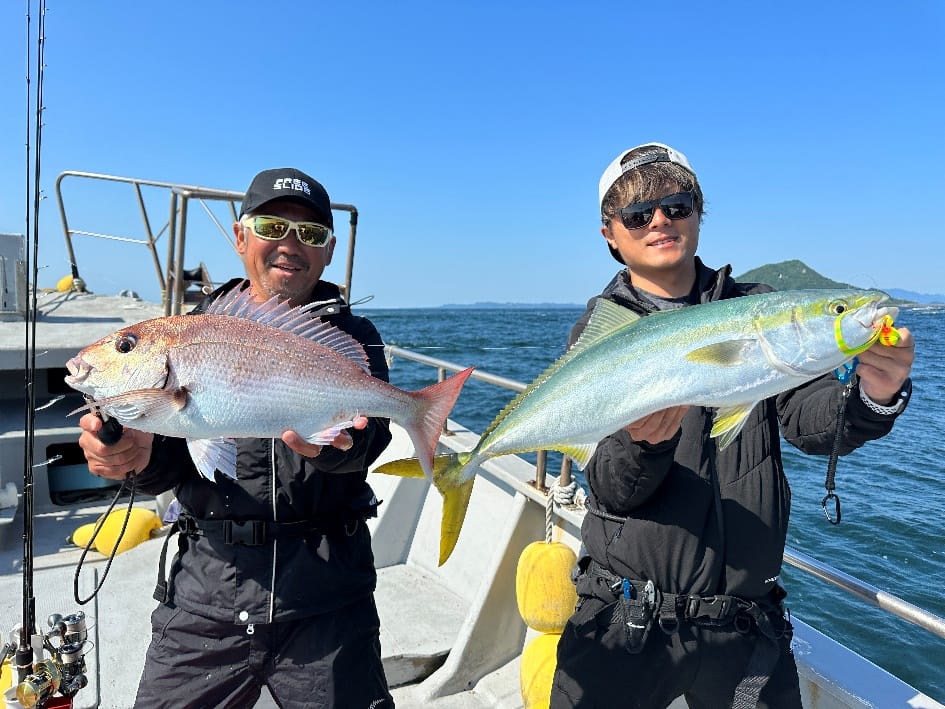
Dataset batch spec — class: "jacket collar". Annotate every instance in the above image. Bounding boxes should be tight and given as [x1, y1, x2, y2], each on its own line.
[195, 277, 350, 317]
[605, 257, 735, 313]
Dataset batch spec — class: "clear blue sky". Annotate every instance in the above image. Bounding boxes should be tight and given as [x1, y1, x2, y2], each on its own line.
[2, 1, 943, 308]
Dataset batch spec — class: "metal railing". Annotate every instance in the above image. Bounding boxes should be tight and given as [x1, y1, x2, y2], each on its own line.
[54, 171, 360, 315]
[384, 344, 945, 643]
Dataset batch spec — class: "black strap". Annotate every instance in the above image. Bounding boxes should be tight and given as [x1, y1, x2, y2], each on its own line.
[730, 605, 782, 709]
[152, 513, 365, 603]
[178, 514, 331, 543]
[587, 562, 750, 624]
[584, 501, 629, 524]
[153, 520, 179, 603]
[584, 561, 785, 705]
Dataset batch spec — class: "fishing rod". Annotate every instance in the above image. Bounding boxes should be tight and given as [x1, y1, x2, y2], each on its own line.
[2, 4, 91, 706]
[15, 0, 44, 683]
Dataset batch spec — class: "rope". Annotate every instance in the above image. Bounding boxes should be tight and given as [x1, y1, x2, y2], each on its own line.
[545, 480, 555, 544]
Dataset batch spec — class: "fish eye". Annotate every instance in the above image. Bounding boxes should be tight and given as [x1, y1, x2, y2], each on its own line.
[828, 300, 848, 315]
[115, 333, 138, 354]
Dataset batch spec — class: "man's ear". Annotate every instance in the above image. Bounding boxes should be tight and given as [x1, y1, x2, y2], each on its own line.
[324, 236, 336, 265]
[234, 221, 247, 255]
[601, 223, 617, 249]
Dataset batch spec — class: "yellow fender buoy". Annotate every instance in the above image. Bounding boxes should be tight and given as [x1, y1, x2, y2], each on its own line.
[516, 540, 578, 633]
[69, 508, 162, 555]
[55, 274, 74, 292]
[1, 657, 12, 704]
[520, 632, 561, 709]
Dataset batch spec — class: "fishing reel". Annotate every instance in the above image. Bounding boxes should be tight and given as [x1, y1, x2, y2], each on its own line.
[14, 612, 90, 708]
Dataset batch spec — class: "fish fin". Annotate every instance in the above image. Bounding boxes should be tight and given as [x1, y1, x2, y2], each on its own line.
[570, 299, 642, 353]
[710, 403, 757, 450]
[686, 340, 756, 366]
[74, 388, 190, 422]
[374, 456, 431, 479]
[476, 301, 640, 445]
[304, 420, 356, 445]
[205, 285, 371, 373]
[186, 437, 238, 480]
[430, 453, 475, 565]
[402, 367, 475, 480]
[375, 452, 475, 565]
[559, 444, 597, 470]
[437, 477, 475, 566]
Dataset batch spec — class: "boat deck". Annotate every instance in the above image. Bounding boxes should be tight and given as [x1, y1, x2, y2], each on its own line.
[2, 421, 942, 708]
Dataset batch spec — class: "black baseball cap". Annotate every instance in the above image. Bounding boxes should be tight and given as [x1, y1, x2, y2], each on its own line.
[239, 168, 334, 230]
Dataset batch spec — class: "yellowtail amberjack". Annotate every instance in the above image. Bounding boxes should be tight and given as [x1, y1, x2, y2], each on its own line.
[376, 289, 898, 564]
[65, 287, 474, 481]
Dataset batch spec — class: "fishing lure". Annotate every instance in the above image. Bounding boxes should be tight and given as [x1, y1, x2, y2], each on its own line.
[878, 314, 900, 346]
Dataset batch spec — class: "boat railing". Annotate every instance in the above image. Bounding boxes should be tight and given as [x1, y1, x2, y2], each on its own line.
[54, 170, 359, 316]
[384, 343, 945, 643]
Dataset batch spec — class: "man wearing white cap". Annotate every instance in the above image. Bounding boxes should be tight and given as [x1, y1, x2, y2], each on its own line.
[549, 143, 916, 708]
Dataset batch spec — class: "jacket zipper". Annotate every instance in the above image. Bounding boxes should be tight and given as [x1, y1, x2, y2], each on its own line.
[268, 440, 277, 624]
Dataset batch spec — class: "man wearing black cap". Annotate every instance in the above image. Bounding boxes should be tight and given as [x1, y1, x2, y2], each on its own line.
[77, 168, 396, 708]
[549, 144, 916, 708]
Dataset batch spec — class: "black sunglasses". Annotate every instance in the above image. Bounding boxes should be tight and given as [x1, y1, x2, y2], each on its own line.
[616, 191, 695, 230]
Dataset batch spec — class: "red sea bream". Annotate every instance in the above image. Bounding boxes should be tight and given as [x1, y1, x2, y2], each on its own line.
[65, 287, 473, 481]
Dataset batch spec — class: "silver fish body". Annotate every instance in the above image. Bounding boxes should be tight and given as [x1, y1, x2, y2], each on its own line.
[65, 288, 472, 480]
[471, 288, 897, 470]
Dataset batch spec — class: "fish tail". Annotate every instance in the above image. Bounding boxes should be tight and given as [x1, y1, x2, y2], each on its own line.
[432, 452, 475, 565]
[402, 367, 474, 480]
[374, 451, 476, 566]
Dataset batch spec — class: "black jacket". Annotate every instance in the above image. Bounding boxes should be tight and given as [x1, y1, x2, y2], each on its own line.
[574, 259, 910, 602]
[136, 278, 392, 624]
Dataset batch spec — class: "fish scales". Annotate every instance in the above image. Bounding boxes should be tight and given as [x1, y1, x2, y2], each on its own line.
[476, 295, 813, 463]
[156, 317, 418, 438]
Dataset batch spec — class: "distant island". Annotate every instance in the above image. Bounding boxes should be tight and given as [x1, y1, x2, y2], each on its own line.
[438, 302, 583, 309]
[428, 260, 942, 308]
[734, 260, 944, 305]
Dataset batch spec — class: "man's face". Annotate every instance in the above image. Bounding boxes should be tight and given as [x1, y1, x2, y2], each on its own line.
[603, 190, 700, 293]
[234, 199, 334, 306]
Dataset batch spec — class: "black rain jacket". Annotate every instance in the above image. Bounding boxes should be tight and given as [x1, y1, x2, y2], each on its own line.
[573, 259, 911, 602]
[135, 278, 392, 625]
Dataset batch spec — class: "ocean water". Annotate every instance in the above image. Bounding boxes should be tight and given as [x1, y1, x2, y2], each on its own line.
[362, 303, 945, 701]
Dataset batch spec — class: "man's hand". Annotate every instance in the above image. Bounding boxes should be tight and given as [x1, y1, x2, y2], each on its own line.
[282, 416, 370, 458]
[857, 326, 915, 404]
[78, 413, 153, 480]
[625, 406, 689, 445]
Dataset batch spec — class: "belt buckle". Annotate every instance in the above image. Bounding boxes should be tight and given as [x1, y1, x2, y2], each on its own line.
[687, 595, 730, 620]
[177, 515, 198, 536]
[224, 520, 266, 546]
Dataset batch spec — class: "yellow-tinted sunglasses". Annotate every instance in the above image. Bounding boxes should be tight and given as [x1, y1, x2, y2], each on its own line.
[240, 215, 334, 248]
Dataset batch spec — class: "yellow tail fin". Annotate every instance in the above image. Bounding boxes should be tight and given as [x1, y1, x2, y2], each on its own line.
[375, 452, 475, 565]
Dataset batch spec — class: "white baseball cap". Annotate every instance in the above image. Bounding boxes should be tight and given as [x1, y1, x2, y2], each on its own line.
[598, 143, 696, 209]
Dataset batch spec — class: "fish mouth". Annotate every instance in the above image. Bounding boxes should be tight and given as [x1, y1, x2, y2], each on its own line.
[851, 293, 899, 332]
[837, 293, 899, 355]
[64, 355, 92, 390]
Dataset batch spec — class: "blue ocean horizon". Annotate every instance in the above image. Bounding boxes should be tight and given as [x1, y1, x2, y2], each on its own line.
[362, 303, 945, 702]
